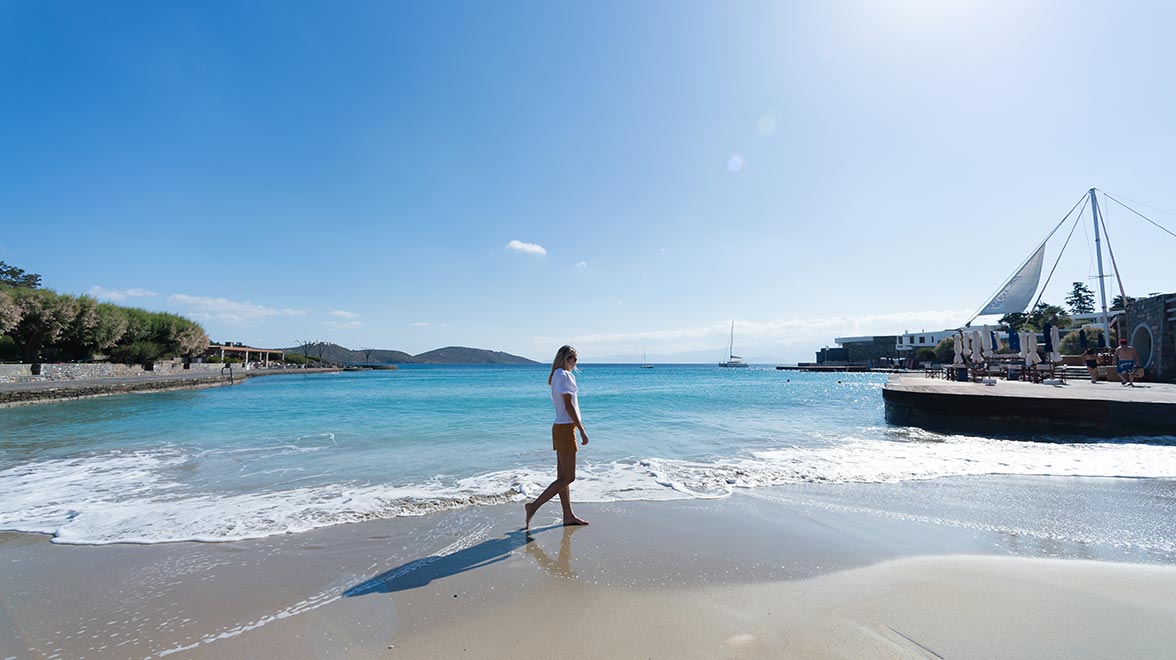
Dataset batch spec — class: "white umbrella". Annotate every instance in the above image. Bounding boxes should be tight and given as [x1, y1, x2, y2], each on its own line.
[970, 330, 985, 363]
[953, 331, 965, 365]
[1018, 331, 1030, 365]
[981, 325, 994, 357]
[1026, 331, 1042, 365]
[1049, 325, 1062, 363]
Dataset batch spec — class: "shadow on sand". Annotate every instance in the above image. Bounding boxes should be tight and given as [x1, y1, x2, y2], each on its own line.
[344, 524, 562, 597]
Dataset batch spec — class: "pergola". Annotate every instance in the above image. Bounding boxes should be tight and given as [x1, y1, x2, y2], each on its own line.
[207, 344, 284, 367]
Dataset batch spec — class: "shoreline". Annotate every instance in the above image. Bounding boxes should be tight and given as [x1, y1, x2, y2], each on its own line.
[0, 367, 343, 408]
[3, 485, 1174, 658]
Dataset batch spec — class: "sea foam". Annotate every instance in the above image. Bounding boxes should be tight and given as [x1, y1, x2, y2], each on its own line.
[2, 433, 1174, 545]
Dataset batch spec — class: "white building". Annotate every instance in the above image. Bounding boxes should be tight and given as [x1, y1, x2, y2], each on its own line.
[894, 329, 959, 354]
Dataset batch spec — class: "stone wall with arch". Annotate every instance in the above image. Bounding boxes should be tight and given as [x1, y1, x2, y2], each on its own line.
[1123, 292, 1176, 383]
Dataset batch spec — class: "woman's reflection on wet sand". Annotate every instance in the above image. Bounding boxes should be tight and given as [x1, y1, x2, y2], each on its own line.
[526, 525, 582, 579]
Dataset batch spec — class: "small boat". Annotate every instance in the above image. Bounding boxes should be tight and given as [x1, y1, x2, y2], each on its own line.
[719, 321, 749, 368]
[640, 352, 654, 369]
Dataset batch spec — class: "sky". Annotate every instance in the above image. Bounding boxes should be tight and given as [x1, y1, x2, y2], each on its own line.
[2, 1, 1175, 363]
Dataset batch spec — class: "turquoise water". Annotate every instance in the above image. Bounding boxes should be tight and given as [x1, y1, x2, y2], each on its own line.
[2, 365, 1174, 544]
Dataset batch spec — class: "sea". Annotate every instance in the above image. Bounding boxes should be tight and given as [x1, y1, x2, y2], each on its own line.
[2, 364, 1175, 554]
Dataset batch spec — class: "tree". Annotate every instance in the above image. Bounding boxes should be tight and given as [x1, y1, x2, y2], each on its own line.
[1060, 326, 1112, 354]
[361, 346, 375, 363]
[1110, 294, 1137, 311]
[169, 317, 208, 355]
[1025, 302, 1070, 331]
[933, 337, 956, 364]
[0, 287, 21, 334]
[1065, 282, 1095, 314]
[7, 288, 77, 362]
[296, 339, 313, 358]
[0, 261, 41, 289]
[999, 312, 1029, 331]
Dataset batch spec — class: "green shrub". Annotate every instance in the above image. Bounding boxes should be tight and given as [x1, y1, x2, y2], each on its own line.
[108, 341, 166, 364]
[933, 337, 956, 364]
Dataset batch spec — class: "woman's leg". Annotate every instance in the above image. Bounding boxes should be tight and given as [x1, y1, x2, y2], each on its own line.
[556, 450, 587, 525]
[525, 449, 587, 527]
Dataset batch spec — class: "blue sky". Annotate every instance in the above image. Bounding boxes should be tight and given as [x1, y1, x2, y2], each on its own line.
[2, 1, 1175, 363]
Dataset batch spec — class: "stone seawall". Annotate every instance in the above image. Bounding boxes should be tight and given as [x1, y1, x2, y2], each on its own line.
[0, 367, 342, 408]
[0, 374, 234, 407]
[1, 361, 259, 384]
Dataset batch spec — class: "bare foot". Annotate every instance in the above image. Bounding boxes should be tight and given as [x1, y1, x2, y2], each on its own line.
[562, 516, 589, 526]
[525, 502, 536, 529]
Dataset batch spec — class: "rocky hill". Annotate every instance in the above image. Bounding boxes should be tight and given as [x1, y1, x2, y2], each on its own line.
[413, 346, 538, 364]
[278, 343, 536, 365]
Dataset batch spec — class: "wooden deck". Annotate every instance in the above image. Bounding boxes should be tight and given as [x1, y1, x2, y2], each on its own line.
[883, 374, 1176, 438]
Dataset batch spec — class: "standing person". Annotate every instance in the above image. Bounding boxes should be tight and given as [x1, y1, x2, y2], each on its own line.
[1114, 338, 1140, 387]
[1083, 347, 1100, 384]
[525, 345, 589, 528]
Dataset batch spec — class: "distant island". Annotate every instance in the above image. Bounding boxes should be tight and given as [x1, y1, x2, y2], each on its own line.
[277, 343, 538, 365]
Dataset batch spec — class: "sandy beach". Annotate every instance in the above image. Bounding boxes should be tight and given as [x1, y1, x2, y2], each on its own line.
[3, 483, 1174, 659]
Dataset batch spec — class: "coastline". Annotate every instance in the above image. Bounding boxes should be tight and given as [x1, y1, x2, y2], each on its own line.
[0, 367, 343, 408]
[3, 484, 1174, 659]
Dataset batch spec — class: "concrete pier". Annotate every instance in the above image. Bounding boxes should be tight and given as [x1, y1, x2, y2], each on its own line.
[883, 374, 1176, 438]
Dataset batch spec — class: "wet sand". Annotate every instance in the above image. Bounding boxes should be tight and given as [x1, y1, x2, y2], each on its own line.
[2, 490, 1174, 659]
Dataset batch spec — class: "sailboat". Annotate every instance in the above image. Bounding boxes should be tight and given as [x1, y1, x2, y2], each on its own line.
[719, 321, 749, 368]
[640, 352, 654, 369]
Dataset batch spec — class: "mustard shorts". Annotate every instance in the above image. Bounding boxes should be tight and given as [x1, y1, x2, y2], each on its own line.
[552, 423, 577, 453]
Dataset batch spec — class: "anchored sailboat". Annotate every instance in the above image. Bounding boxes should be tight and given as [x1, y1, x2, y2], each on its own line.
[719, 321, 749, 368]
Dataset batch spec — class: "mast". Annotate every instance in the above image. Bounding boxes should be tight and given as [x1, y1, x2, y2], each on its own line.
[729, 321, 735, 359]
[1090, 188, 1111, 344]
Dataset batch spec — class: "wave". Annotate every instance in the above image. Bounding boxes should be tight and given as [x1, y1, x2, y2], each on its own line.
[2, 435, 1175, 545]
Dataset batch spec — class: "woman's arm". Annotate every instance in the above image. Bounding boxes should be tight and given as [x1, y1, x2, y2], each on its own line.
[562, 393, 588, 445]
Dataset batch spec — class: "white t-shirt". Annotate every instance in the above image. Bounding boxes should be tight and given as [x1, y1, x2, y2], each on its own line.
[550, 368, 580, 425]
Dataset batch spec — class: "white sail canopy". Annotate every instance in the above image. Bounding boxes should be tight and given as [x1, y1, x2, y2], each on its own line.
[979, 245, 1046, 316]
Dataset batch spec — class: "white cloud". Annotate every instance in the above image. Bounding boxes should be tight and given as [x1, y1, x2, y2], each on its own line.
[576, 261, 588, 269]
[506, 239, 547, 255]
[169, 294, 307, 324]
[412, 322, 431, 327]
[324, 320, 362, 330]
[329, 310, 359, 319]
[89, 286, 158, 301]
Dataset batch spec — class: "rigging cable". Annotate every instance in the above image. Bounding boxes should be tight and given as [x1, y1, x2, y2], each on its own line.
[1103, 192, 1176, 241]
[964, 192, 1087, 326]
[1032, 199, 1086, 311]
[1102, 191, 1176, 217]
[1096, 191, 1130, 307]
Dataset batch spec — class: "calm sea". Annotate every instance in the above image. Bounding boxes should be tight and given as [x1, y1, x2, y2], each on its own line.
[1, 364, 1174, 545]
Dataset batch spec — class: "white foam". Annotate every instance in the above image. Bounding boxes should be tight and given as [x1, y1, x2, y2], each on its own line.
[2, 435, 1174, 545]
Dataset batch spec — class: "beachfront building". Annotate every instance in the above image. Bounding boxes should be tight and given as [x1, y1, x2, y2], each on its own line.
[815, 335, 898, 367]
[895, 330, 958, 355]
[205, 343, 284, 368]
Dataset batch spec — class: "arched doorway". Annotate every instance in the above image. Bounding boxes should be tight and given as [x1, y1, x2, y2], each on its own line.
[1131, 324, 1154, 369]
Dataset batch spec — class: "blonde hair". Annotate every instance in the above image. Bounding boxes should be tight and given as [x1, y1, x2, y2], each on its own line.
[548, 345, 577, 384]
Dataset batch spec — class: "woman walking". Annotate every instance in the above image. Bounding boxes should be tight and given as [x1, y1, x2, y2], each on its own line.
[525, 345, 589, 528]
